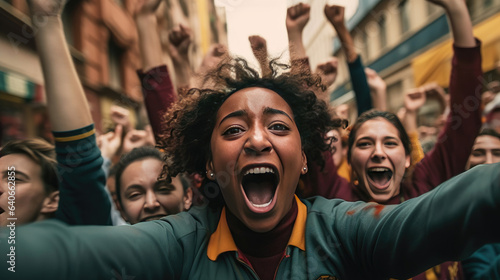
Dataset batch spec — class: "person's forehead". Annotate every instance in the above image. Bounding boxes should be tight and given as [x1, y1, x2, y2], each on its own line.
[357, 118, 399, 137]
[217, 87, 293, 118]
[121, 158, 163, 187]
[0, 153, 41, 176]
[474, 135, 500, 148]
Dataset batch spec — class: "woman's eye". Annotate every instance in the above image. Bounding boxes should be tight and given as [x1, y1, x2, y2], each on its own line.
[223, 127, 243, 135]
[385, 141, 398, 147]
[157, 186, 174, 193]
[472, 150, 485, 157]
[357, 142, 371, 148]
[269, 123, 289, 131]
[127, 193, 142, 200]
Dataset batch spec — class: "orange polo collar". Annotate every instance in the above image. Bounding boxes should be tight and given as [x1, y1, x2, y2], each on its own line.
[207, 195, 307, 261]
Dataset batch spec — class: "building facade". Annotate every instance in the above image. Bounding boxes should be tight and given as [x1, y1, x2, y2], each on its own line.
[329, 0, 500, 122]
[0, 0, 226, 145]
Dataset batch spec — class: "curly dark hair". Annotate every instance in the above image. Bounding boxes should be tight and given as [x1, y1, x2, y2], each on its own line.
[157, 57, 345, 181]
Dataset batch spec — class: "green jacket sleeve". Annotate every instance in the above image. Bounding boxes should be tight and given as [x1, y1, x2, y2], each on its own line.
[324, 162, 500, 279]
[0, 217, 188, 279]
[462, 243, 500, 279]
[53, 124, 111, 225]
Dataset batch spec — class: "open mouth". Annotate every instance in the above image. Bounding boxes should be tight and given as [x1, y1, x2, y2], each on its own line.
[140, 214, 166, 222]
[0, 206, 4, 215]
[241, 166, 279, 212]
[367, 167, 393, 190]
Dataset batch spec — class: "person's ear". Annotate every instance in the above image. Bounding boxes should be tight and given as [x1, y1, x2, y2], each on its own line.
[183, 187, 194, 210]
[300, 151, 308, 174]
[405, 154, 411, 169]
[206, 159, 215, 180]
[40, 190, 59, 214]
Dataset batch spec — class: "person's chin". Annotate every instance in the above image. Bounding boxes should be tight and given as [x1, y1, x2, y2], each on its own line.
[243, 215, 281, 233]
[367, 186, 395, 203]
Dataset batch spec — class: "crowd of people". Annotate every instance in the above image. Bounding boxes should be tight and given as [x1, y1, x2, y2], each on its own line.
[1, 0, 500, 279]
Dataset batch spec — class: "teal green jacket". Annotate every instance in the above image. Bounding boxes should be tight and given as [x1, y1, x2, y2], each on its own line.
[462, 243, 500, 279]
[52, 124, 111, 225]
[1, 163, 499, 279]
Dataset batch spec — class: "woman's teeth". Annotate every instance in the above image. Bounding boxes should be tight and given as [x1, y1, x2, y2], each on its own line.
[244, 167, 274, 176]
[252, 198, 273, 208]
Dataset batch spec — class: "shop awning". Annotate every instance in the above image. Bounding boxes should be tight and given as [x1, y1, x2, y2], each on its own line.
[412, 13, 500, 87]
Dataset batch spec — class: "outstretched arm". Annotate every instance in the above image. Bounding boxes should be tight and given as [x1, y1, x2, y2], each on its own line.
[462, 243, 500, 280]
[328, 163, 500, 279]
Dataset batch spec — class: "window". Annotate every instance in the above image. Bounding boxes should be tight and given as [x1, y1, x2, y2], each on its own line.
[398, 0, 410, 34]
[378, 14, 387, 49]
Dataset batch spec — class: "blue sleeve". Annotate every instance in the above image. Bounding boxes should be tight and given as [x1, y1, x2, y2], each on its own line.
[348, 55, 372, 115]
[462, 243, 500, 279]
[53, 124, 111, 225]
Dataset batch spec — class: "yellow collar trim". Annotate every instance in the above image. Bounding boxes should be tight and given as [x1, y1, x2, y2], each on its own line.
[207, 195, 307, 261]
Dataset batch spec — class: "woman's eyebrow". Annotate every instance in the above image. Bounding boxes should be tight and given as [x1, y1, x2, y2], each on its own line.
[219, 110, 247, 126]
[263, 107, 292, 121]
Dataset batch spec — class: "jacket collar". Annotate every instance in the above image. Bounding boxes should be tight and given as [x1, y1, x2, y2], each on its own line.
[207, 195, 307, 261]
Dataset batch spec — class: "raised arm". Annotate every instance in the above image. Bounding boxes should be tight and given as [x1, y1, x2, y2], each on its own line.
[365, 68, 387, 111]
[28, 0, 110, 225]
[30, 0, 91, 131]
[134, 0, 178, 140]
[411, 0, 482, 194]
[314, 58, 339, 102]
[135, 0, 163, 72]
[249, 35, 272, 78]
[286, 2, 311, 73]
[168, 24, 193, 90]
[428, 0, 475, 47]
[324, 4, 372, 115]
[192, 44, 228, 88]
[402, 87, 427, 135]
